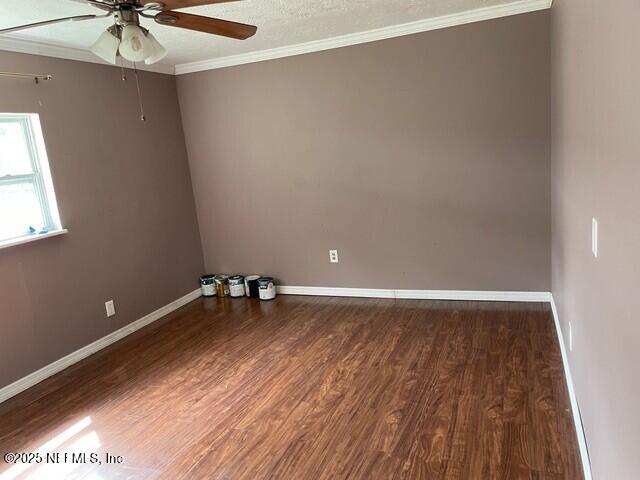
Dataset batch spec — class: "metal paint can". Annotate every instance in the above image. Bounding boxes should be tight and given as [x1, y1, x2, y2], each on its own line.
[228, 275, 246, 298]
[214, 275, 230, 297]
[199, 275, 216, 297]
[258, 277, 276, 301]
[245, 275, 261, 298]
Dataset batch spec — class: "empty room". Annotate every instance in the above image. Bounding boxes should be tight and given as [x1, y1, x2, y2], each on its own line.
[0, 0, 636, 478]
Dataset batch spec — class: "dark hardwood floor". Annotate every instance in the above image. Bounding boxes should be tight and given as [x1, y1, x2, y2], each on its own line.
[0, 296, 583, 479]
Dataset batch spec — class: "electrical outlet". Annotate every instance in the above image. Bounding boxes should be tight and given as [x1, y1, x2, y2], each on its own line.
[105, 300, 116, 318]
[592, 218, 598, 258]
[569, 321, 573, 352]
[329, 250, 339, 263]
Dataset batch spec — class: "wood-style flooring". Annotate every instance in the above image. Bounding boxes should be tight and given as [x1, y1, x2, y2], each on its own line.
[0, 295, 583, 479]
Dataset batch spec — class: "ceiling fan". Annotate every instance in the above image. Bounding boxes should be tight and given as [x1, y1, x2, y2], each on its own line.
[0, 0, 257, 65]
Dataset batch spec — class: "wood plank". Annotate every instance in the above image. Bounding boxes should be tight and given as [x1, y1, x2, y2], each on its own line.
[0, 296, 583, 479]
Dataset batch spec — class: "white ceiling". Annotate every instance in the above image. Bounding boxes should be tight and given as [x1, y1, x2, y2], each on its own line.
[0, 0, 546, 73]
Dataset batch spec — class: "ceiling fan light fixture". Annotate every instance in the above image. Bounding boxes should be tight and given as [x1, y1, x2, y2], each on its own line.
[144, 31, 168, 65]
[90, 29, 120, 65]
[119, 24, 153, 62]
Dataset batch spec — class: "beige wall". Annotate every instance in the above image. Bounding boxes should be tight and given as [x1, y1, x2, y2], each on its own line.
[551, 1, 640, 478]
[0, 51, 204, 389]
[177, 11, 551, 291]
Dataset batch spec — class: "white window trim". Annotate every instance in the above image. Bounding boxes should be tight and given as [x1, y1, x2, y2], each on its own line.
[0, 113, 65, 249]
[0, 228, 68, 251]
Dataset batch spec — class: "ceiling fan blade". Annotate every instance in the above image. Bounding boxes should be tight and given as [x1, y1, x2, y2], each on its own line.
[154, 11, 256, 39]
[0, 14, 103, 35]
[141, 0, 241, 8]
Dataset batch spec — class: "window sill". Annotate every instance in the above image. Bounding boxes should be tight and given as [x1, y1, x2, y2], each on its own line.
[0, 229, 68, 251]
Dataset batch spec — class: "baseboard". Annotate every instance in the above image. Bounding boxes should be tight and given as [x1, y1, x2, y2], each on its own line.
[279, 285, 591, 477]
[550, 296, 593, 480]
[0, 285, 591, 480]
[277, 286, 552, 303]
[0, 289, 202, 405]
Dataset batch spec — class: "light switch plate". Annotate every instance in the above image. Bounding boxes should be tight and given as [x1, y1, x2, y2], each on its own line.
[569, 321, 573, 352]
[105, 300, 116, 318]
[592, 218, 598, 258]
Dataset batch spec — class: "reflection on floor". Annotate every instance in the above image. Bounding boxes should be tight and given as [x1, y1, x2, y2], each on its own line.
[0, 417, 99, 480]
[0, 296, 584, 479]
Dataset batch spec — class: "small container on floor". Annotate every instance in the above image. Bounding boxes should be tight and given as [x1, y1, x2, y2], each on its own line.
[199, 275, 216, 297]
[228, 275, 246, 298]
[214, 275, 230, 297]
[245, 275, 261, 298]
[258, 277, 276, 301]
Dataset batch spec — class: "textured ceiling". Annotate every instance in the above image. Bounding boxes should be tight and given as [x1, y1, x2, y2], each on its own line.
[0, 0, 519, 67]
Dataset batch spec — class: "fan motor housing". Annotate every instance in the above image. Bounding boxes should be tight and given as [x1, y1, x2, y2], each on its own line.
[115, 8, 140, 26]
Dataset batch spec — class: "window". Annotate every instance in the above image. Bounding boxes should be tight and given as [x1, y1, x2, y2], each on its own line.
[0, 113, 62, 244]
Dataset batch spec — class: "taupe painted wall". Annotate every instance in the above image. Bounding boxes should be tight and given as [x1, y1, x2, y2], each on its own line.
[551, 1, 640, 478]
[177, 11, 551, 291]
[0, 51, 204, 389]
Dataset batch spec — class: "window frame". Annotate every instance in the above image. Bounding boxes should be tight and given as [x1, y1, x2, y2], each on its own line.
[0, 113, 62, 244]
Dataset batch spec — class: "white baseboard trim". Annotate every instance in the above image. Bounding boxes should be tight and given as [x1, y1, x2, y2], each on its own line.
[277, 286, 552, 303]
[0, 284, 591, 480]
[279, 285, 591, 478]
[0, 289, 201, 405]
[550, 296, 592, 480]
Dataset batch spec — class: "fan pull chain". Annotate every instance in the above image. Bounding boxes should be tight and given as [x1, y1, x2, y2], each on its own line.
[120, 57, 127, 81]
[133, 62, 146, 122]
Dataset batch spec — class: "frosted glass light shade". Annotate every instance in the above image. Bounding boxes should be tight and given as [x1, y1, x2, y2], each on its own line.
[119, 25, 152, 62]
[90, 30, 120, 64]
[144, 32, 168, 65]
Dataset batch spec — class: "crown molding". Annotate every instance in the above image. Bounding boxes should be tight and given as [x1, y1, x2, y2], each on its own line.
[175, 0, 552, 75]
[0, 35, 175, 75]
[0, 0, 550, 77]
